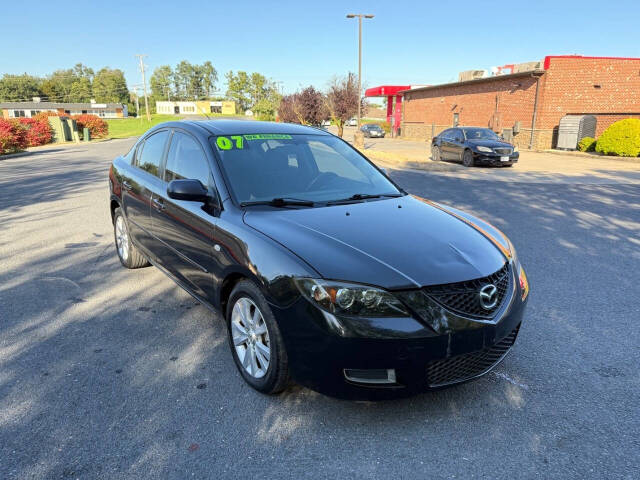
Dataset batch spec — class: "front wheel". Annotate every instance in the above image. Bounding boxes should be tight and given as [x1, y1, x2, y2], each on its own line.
[431, 145, 441, 161]
[462, 149, 475, 167]
[226, 280, 289, 394]
[113, 208, 149, 269]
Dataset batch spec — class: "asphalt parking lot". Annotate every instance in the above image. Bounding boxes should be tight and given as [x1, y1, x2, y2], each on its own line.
[1, 139, 638, 479]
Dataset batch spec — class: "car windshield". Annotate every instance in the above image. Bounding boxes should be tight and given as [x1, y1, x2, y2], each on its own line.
[366, 125, 382, 131]
[212, 134, 402, 205]
[463, 128, 500, 140]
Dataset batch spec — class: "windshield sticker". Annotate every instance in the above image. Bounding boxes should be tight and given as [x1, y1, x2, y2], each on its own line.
[243, 134, 292, 141]
[216, 136, 244, 150]
[215, 134, 292, 150]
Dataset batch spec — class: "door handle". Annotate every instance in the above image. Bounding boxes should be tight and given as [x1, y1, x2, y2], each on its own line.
[122, 180, 132, 190]
[152, 197, 165, 212]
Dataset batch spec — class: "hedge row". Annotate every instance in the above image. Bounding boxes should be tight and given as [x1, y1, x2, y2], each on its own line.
[576, 119, 640, 156]
[0, 113, 108, 154]
[595, 118, 640, 157]
[0, 117, 52, 154]
[72, 114, 108, 139]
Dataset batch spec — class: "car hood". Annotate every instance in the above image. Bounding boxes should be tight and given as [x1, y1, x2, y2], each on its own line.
[243, 195, 509, 289]
[467, 139, 514, 149]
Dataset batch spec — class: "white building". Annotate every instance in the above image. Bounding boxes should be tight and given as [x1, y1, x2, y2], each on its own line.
[0, 98, 127, 119]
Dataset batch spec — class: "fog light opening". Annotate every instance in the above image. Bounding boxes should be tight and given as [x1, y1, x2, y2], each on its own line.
[344, 368, 397, 385]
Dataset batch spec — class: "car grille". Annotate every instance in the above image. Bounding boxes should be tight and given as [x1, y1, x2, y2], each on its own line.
[423, 263, 511, 319]
[494, 147, 513, 155]
[426, 324, 520, 387]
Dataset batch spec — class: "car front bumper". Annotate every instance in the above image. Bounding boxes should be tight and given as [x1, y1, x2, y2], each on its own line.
[271, 270, 528, 400]
[473, 151, 519, 166]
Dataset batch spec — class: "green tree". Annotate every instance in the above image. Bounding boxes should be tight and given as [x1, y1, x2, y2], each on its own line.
[225, 71, 252, 111]
[0, 74, 42, 102]
[201, 61, 218, 98]
[68, 77, 92, 103]
[174, 60, 195, 100]
[150, 65, 174, 101]
[92, 68, 129, 103]
[39, 63, 94, 102]
[225, 71, 280, 117]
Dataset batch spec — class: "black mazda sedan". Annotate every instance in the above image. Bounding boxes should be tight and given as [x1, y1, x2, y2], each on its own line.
[109, 120, 529, 399]
[431, 127, 519, 167]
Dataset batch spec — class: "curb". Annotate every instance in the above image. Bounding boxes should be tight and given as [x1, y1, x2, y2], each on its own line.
[540, 149, 640, 163]
[363, 150, 461, 172]
[0, 151, 33, 160]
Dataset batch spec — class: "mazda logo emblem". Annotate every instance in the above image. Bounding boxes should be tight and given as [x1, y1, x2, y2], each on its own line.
[479, 284, 498, 309]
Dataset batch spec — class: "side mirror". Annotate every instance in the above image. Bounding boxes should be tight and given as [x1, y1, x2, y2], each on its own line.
[167, 179, 209, 203]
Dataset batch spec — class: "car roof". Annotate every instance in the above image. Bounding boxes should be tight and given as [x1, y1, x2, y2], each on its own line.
[177, 119, 331, 136]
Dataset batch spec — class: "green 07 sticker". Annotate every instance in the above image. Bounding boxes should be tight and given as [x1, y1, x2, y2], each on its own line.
[216, 136, 244, 150]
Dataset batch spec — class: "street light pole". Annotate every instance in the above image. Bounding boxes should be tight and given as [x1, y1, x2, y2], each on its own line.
[347, 13, 374, 128]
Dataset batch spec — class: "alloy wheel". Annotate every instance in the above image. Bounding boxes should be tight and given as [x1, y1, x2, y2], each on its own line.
[115, 216, 129, 262]
[231, 297, 271, 379]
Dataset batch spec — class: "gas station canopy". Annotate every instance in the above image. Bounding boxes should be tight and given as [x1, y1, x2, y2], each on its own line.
[364, 85, 412, 134]
[364, 85, 411, 97]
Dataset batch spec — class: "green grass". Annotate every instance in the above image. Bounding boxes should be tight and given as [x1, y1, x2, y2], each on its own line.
[106, 115, 182, 139]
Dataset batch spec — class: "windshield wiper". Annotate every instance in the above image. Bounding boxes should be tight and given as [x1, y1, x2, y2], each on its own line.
[240, 197, 315, 208]
[327, 192, 404, 205]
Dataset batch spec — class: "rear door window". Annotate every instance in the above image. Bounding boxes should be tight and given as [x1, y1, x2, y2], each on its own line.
[136, 130, 169, 177]
[164, 131, 211, 187]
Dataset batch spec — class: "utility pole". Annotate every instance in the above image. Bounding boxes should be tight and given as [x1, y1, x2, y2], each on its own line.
[131, 84, 142, 118]
[135, 54, 151, 121]
[346, 13, 374, 127]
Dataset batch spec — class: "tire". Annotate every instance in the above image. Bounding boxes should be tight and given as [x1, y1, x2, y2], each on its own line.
[226, 280, 289, 394]
[431, 145, 440, 161]
[462, 149, 475, 167]
[113, 208, 149, 269]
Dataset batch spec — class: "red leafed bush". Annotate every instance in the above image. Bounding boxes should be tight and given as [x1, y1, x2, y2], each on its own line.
[18, 117, 53, 147]
[72, 114, 108, 139]
[33, 111, 59, 122]
[0, 119, 29, 154]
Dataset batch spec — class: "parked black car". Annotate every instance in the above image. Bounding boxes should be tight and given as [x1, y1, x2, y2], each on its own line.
[431, 127, 519, 167]
[360, 123, 386, 138]
[109, 120, 529, 399]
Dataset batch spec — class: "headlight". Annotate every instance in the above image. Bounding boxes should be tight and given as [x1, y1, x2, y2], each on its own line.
[294, 278, 409, 317]
[519, 265, 529, 301]
[513, 145, 519, 152]
[476, 146, 493, 153]
[507, 239, 529, 301]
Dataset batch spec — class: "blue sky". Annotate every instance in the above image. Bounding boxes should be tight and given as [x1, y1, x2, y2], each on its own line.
[2, 0, 638, 94]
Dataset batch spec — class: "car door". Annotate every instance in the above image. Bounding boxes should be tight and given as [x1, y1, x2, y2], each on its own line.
[149, 129, 218, 304]
[449, 128, 465, 161]
[121, 130, 170, 257]
[439, 129, 454, 159]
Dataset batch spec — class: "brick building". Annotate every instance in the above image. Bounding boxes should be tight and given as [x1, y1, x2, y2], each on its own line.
[401, 55, 640, 149]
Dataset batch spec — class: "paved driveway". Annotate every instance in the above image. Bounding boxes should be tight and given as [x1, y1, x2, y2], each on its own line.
[1, 140, 638, 479]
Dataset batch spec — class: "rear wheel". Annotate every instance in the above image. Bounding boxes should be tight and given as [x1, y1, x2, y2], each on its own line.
[113, 208, 149, 269]
[226, 280, 289, 394]
[462, 149, 475, 167]
[431, 145, 441, 161]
